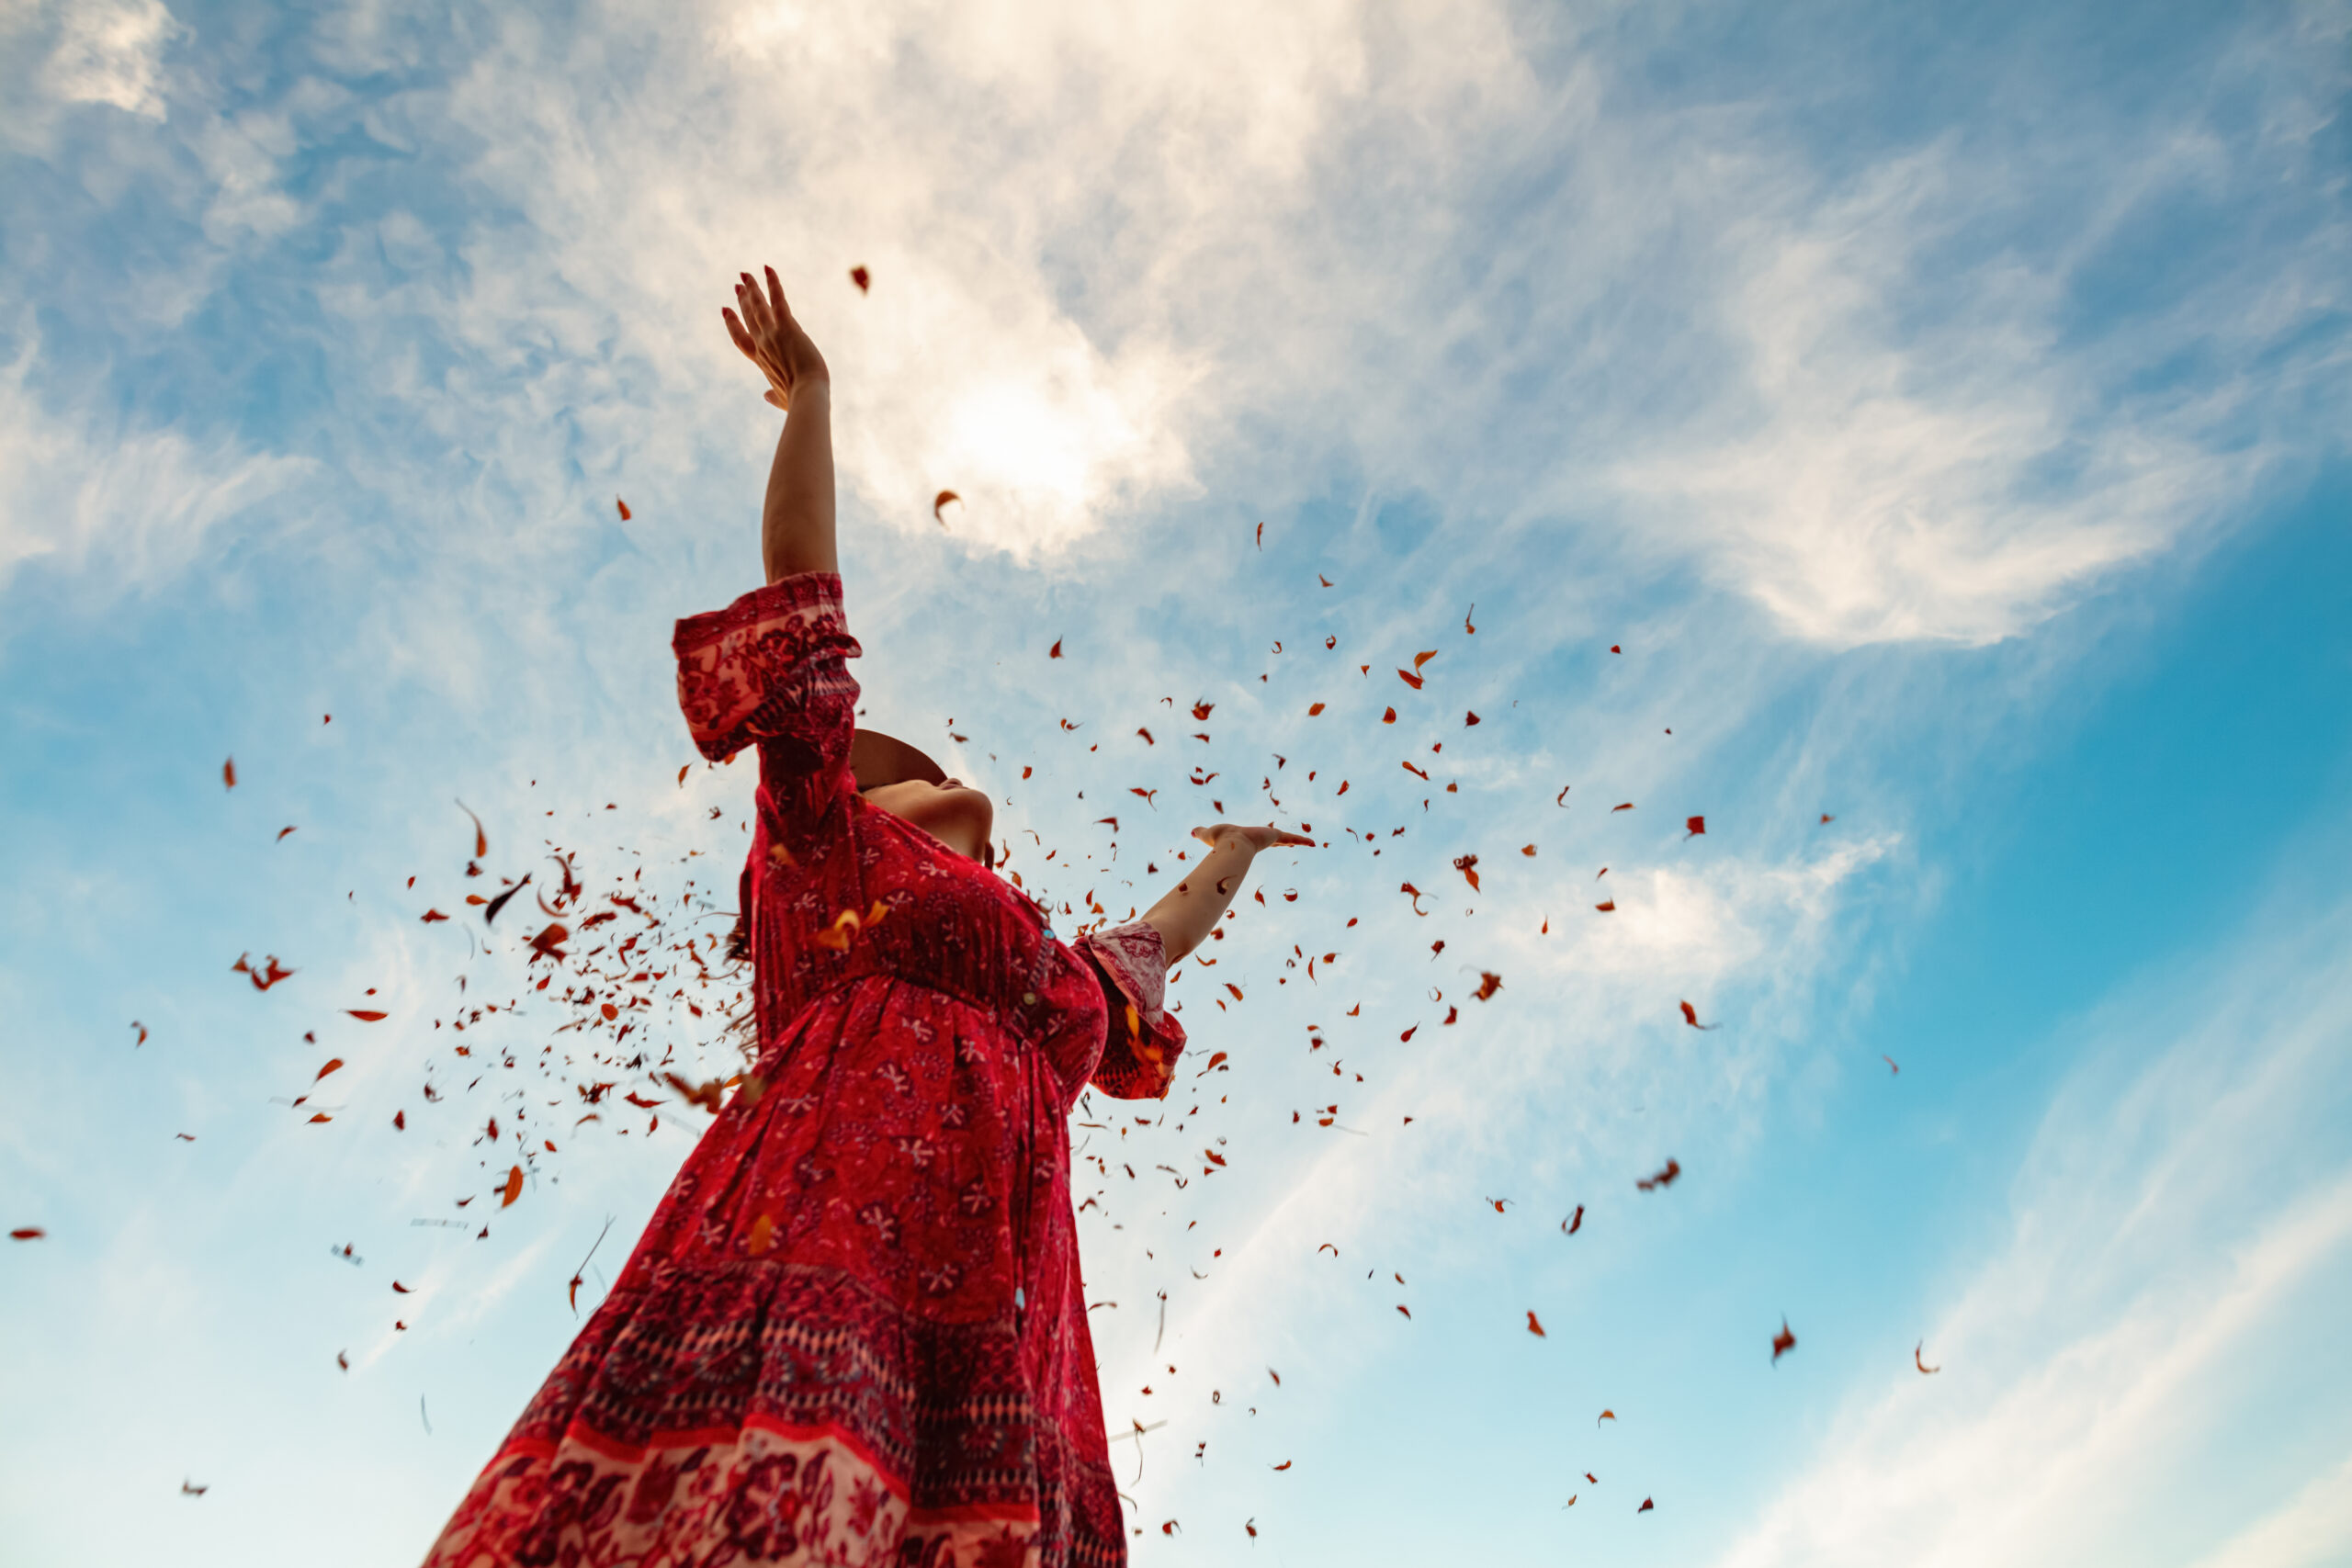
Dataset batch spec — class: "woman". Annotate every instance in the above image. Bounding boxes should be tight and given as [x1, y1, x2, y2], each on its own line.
[423, 266, 1311, 1568]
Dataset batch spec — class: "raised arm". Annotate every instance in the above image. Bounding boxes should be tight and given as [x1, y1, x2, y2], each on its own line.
[1141, 823, 1317, 964]
[723, 266, 836, 581]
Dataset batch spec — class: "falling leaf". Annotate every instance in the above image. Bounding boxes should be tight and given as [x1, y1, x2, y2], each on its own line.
[1453, 854, 1480, 892]
[277, 826, 297, 841]
[421, 908, 449, 923]
[1256, 521, 1264, 549]
[1555, 784, 1572, 807]
[306, 1113, 331, 1123]
[1272, 1461, 1293, 1471]
[1396, 1304, 1411, 1319]
[1464, 604, 1476, 633]
[393, 1111, 405, 1131]
[222, 758, 236, 789]
[183, 1481, 209, 1497]
[1821, 813, 1836, 824]
[1383, 706, 1396, 724]
[1686, 815, 1706, 838]
[501, 1165, 524, 1207]
[1679, 1000, 1716, 1031]
[1396, 669, 1424, 690]
[346, 1010, 388, 1022]
[1771, 1319, 1797, 1363]
[483, 875, 532, 926]
[1636, 1157, 1681, 1191]
[1464, 710, 1480, 726]
[931, 490, 961, 526]
[1638, 1497, 1654, 1514]
[1527, 1310, 1546, 1337]
[1609, 644, 1621, 654]
[1611, 802, 1634, 813]
[1192, 701, 1215, 722]
[1598, 1409, 1615, 1426]
[1307, 702, 1325, 716]
[1884, 1055, 1900, 1075]
[1412, 649, 1439, 671]
[616, 496, 631, 521]
[1916, 1341, 1940, 1374]
[1563, 1204, 1584, 1235]
[314, 1057, 345, 1081]
[130, 1021, 147, 1046]
[1402, 760, 1430, 780]
[337, 1350, 349, 1371]
[1595, 900, 1616, 912]
[9, 1227, 44, 1240]
[1475, 971, 1502, 1001]
[392, 1280, 413, 1294]
[455, 798, 488, 858]
[849, 265, 871, 293]
[1049, 638, 1064, 659]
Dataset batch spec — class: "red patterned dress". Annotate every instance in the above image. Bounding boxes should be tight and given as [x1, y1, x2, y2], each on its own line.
[424, 572, 1182, 1568]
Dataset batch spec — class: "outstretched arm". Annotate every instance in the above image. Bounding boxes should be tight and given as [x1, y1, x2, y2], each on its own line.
[723, 266, 835, 581]
[1142, 823, 1317, 964]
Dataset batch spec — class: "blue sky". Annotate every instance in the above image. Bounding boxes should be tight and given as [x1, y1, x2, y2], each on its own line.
[2, 1, 2347, 1563]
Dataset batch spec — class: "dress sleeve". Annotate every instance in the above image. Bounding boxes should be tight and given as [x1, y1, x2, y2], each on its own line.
[1074, 920, 1186, 1100]
[673, 572, 862, 832]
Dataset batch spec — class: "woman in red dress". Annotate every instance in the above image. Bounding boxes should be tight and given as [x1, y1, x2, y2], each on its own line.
[422, 266, 1311, 1568]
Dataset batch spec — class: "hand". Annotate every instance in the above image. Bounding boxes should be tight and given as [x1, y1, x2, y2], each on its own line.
[722, 265, 830, 412]
[1192, 823, 1317, 854]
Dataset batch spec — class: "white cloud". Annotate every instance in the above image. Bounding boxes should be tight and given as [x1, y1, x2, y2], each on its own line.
[2188, 1450, 2352, 1568]
[41, 0, 180, 120]
[1713, 880, 2352, 1568]
[0, 336, 312, 593]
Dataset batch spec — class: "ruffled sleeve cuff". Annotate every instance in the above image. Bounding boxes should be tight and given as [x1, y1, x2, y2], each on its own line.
[672, 572, 862, 769]
[1074, 919, 1187, 1100]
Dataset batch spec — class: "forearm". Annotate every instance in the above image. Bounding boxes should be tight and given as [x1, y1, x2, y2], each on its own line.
[761, 381, 837, 581]
[1141, 839, 1260, 964]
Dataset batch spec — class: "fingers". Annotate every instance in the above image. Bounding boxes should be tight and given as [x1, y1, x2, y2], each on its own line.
[722, 306, 754, 355]
[765, 264, 789, 321]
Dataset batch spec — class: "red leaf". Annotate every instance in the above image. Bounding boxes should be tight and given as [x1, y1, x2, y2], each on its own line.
[1396, 669, 1424, 690]
[337, 1349, 349, 1371]
[1453, 853, 1479, 892]
[1464, 710, 1480, 726]
[346, 1010, 388, 1022]
[314, 1057, 345, 1081]
[1399, 1023, 1419, 1043]
[1638, 1497, 1654, 1514]
[9, 1227, 43, 1240]
[1396, 1304, 1411, 1318]
[616, 496, 631, 521]
[1595, 900, 1616, 912]
[1636, 1157, 1681, 1191]
[222, 757, 236, 789]
[420, 908, 449, 922]
[457, 799, 487, 858]
[600, 1002, 618, 1021]
[1685, 814, 1706, 838]
[392, 1280, 412, 1294]
[849, 265, 871, 293]
[1771, 1318, 1797, 1363]
[1916, 1341, 1940, 1374]
[1563, 1204, 1584, 1235]
[500, 1165, 524, 1207]
[1475, 971, 1502, 1001]
[1527, 1310, 1545, 1337]
[393, 1110, 406, 1131]
[1679, 1000, 1716, 1030]
[1611, 802, 1634, 812]
[933, 490, 959, 525]
[1049, 638, 1064, 659]
[1382, 706, 1396, 724]
[1402, 761, 1429, 780]
[1609, 644, 1621, 654]
[277, 825, 297, 841]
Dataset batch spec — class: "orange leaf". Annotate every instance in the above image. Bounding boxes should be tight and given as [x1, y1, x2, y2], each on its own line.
[1306, 702, 1325, 716]
[1611, 802, 1634, 812]
[933, 490, 959, 525]
[1412, 649, 1438, 671]
[346, 1010, 388, 1022]
[1596, 900, 1615, 912]
[500, 1165, 524, 1207]
[457, 799, 487, 858]
[1396, 669, 1424, 690]
[616, 496, 631, 521]
[1527, 1310, 1545, 1337]
[1272, 1460, 1293, 1471]
[307, 1112, 332, 1123]
[222, 757, 236, 789]
[420, 908, 449, 922]
[314, 1057, 345, 1081]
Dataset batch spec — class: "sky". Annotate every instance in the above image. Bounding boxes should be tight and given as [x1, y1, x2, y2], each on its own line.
[0, 0, 2347, 1563]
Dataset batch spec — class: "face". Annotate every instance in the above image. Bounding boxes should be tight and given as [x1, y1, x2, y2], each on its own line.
[859, 776, 995, 863]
